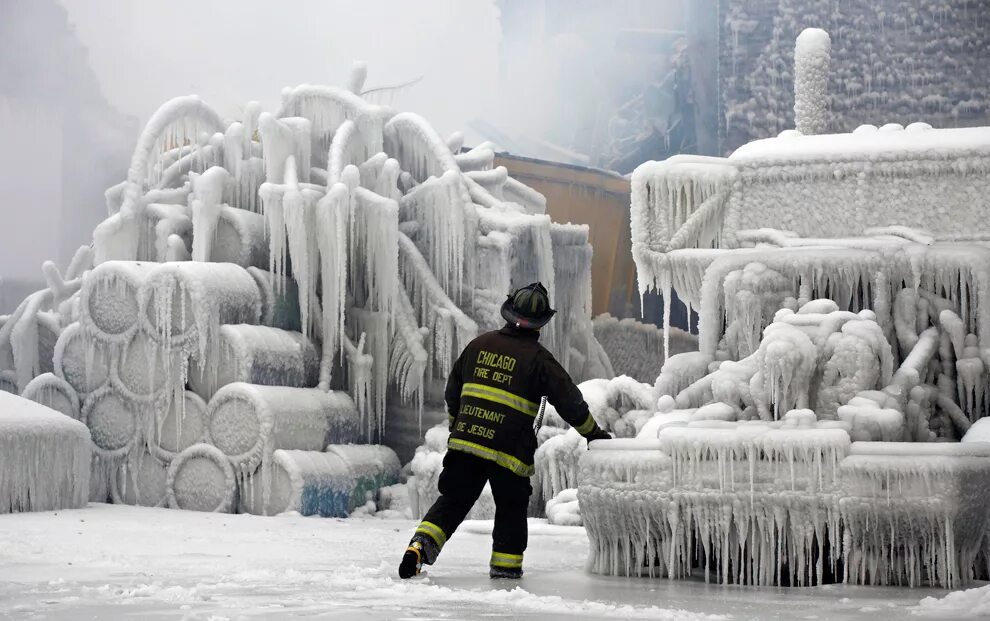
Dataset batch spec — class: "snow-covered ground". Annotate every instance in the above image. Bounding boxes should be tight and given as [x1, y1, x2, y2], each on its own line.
[0, 504, 970, 620]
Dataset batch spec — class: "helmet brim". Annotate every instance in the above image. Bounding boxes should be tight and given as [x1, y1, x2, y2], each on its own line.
[500, 298, 556, 329]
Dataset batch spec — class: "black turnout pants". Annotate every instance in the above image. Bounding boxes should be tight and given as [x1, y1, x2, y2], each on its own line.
[418, 450, 532, 564]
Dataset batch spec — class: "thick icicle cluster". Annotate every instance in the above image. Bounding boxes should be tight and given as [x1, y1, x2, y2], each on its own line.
[580, 429, 990, 588]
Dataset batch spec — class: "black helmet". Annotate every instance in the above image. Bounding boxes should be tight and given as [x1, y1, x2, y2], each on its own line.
[500, 282, 556, 330]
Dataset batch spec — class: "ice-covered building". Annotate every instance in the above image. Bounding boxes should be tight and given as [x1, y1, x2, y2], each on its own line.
[0, 63, 614, 517]
[570, 27, 990, 589]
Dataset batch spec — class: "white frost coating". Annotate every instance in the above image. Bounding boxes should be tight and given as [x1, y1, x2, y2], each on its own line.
[113, 330, 184, 403]
[0, 391, 91, 513]
[189, 324, 318, 401]
[81, 386, 142, 461]
[141, 262, 261, 361]
[595, 314, 695, 384]
[793, 29, 831, 136]
[147, 391, 207, 463]
[21, 373, 81, 421]
[545, 488, 582, 526]
[79, 261, 157, 343]
[112, 448, 168, 507]
[53, 322, 112, 396]
[206, 383, 359, 476]
[210, 206, 268, 268]
[166, 443, 237, 513]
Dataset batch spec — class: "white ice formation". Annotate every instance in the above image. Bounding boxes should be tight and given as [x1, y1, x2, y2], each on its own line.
[0, 391, 91, 513]
[578, 29, 990, 589]
[793, 28, 831, 136]
[0, 64, 606, 517]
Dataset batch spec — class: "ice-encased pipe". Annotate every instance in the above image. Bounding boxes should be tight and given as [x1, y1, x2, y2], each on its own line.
[53, 322, 113, 396]
[187, 324, 319, 401]
[794, 28, 831, 136]
[112, 448, 168, 507]
[21, 372, 80, 421]
[239, 445, 400, 516]
[166, 443, 237, 513]
[147, 391, 207, 463]
[79, 261, 158, 343]
[0, 392, 91, 513]
[206, 383, 359, 475]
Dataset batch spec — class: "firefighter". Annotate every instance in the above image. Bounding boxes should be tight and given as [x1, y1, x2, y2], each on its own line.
[398, 282, 611, 580]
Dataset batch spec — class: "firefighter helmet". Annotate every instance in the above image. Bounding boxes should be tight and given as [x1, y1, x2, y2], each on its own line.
[500, 282, 556, 329]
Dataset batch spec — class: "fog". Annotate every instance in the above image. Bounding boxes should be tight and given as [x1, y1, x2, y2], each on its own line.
[58, 0, 502, 139]
[0, 0, 687, 309]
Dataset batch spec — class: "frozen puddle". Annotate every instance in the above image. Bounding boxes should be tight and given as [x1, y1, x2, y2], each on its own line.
[0, 504, 959, 619]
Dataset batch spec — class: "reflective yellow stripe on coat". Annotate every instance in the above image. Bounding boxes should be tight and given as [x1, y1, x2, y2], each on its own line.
[460, 383, 539, 417]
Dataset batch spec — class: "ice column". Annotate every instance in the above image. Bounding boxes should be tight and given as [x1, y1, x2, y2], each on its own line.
[794, 28, 831, 136]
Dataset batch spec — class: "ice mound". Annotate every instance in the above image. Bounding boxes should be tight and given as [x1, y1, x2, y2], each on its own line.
[0, 391, 91, 513]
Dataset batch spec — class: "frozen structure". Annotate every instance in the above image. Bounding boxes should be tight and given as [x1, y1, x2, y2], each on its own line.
[0, 63, 605, 517]
[720, 0, 990, 152]
[574, 28, 990, 589]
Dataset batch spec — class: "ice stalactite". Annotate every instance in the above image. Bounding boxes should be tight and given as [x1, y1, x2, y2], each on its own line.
[389, 286, 428, 424]
[397, 232, 478, 379]
[316, 184, 349, 390]
[399, 171, 476, 306]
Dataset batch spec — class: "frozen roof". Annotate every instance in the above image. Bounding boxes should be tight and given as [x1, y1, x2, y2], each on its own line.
[730, 124, 990, 162]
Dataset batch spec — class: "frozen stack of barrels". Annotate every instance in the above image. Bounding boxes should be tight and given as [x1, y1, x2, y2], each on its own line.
[47, 259, 398, 516]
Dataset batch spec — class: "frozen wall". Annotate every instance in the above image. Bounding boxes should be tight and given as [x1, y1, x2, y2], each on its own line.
[720, 0, 990, 153]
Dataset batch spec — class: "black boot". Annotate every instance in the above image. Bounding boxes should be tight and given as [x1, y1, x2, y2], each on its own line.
[489, 565, 523, 579]
[398, 541, 424, 579]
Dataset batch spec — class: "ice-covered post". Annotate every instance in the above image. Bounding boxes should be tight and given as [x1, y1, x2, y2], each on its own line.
[794, 28, 831, 135]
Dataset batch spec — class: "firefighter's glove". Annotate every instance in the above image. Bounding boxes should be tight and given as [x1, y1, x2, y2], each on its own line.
[585, 428, 613, 446]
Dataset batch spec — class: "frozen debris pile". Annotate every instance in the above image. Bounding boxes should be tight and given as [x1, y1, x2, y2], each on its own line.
[0, 64, 600, 515]
[580, 27, 990, 589]
[0, 391, 91, 513]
